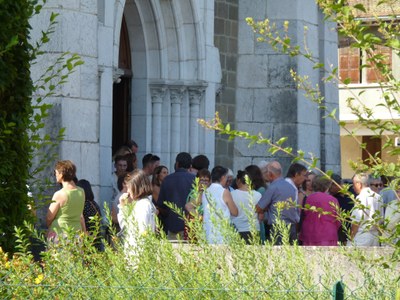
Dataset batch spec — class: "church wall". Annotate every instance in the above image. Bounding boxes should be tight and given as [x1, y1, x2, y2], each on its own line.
[235, 0, 298, 173]
[28, 0, 339, 226]
[29, 0, 102, 225]
[214, 0, 239, 170]
[231, 0, 340, 174]
[317, 11, 340, 173]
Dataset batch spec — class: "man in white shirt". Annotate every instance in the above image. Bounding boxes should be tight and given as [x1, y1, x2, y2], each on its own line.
[351, 173, 383, 246]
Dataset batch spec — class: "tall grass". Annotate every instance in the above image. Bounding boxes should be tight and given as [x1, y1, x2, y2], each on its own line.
[1, 209, 399, 299]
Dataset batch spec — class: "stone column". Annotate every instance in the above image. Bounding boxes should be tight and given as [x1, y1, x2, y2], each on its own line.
[169, 86, 186, 164]
[188, 86, 205, 155]
[150, 85, 167, 155]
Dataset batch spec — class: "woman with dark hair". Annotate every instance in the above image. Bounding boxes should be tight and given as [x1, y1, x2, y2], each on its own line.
[47, 160, 86, 241]
[124, 153, 137, 172]
[151, 165, 168, 234]
[245, 165, 267, 194]
[231, 170, 262, 244]
[151, 165, 169, 205]
[202, 166, 238, 244]
[184, 169, 211, 240]
[76, 179, 103, 250]
[186, 168, 212, 215]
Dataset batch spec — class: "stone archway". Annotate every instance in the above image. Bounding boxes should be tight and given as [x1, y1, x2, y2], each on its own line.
[113, 0, 217, 169]
[112, 15, 132, 154]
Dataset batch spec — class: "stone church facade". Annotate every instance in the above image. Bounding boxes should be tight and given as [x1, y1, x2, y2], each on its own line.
[30, 0, 339, 207]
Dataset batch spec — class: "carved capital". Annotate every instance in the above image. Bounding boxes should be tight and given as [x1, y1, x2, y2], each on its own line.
[169, 86, 186, 104]
[150, 85, 167, 104]
[188, 87, 205, 106]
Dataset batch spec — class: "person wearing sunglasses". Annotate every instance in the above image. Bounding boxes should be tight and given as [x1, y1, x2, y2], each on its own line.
[369, 176, 383, 194]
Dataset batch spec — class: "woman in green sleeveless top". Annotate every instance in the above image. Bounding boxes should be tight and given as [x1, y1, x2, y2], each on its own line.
[46, 160, 86, 241]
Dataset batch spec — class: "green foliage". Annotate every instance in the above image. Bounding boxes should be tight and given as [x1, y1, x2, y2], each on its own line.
[0, 1, 84, 252]
[0, 217, 399, 298]
[0, 0, 37, 253]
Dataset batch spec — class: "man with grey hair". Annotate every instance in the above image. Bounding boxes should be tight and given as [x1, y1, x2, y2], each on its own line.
[256, 161, 299, 244]
[224, 168, 234, 191]
[258, 160, 269, 185]
[351, 173, 383, 246]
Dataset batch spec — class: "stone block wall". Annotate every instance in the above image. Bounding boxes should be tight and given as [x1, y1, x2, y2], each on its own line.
[214, 0, 239, 169]
[231, 0, 340, 174]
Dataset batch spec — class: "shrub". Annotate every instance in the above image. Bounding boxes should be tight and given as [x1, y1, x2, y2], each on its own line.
[0, 1, 83, 253]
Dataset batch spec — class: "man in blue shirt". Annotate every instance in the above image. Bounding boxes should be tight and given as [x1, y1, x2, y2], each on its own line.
[158, 152, 195, 240]
[256, 161, 299, 244]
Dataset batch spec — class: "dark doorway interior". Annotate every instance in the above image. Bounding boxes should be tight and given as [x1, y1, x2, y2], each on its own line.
[362, 136, 382, 166]
[112, 15, 132, 155]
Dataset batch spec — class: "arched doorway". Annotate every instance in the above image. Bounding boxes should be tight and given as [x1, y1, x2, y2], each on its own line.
[112, 15, 132, 154]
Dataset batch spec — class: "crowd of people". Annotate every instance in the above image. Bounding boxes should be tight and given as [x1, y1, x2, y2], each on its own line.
[46, 141, 400, 250]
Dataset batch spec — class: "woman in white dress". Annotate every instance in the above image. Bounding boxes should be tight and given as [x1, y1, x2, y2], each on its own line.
[202, 166, 238, 244]
[231, 170, 262, 244]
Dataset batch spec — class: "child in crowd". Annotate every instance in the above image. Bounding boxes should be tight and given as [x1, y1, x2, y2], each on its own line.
[117, 170, 156, 255]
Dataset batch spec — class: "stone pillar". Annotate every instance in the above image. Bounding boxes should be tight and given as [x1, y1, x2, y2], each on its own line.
[150, 85, 167, 155]
[169, 86, 186, 164]
[188, 86, 205, 155]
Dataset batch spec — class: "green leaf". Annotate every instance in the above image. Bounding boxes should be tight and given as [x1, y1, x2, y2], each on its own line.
[292, 156, 300, 163]
[353, 4, 366, 12]
[6, 35, 19, 50]
[311, 158, 318, 169]
[343, 78, 351, 85]
[50, 12, 59, 22]
[283, 38, 291, 45]
[74, 60, 84, 67]
[386, 39, 400, 49]
[328, 108, 337, 118]
[276, 137, 288, 146]
[248, 140, 256, 147]
[269, 147, 280, 155]
[67, 61, 73, 71]
[313, 63, 324, 69]
[284, 147, 293, 154]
